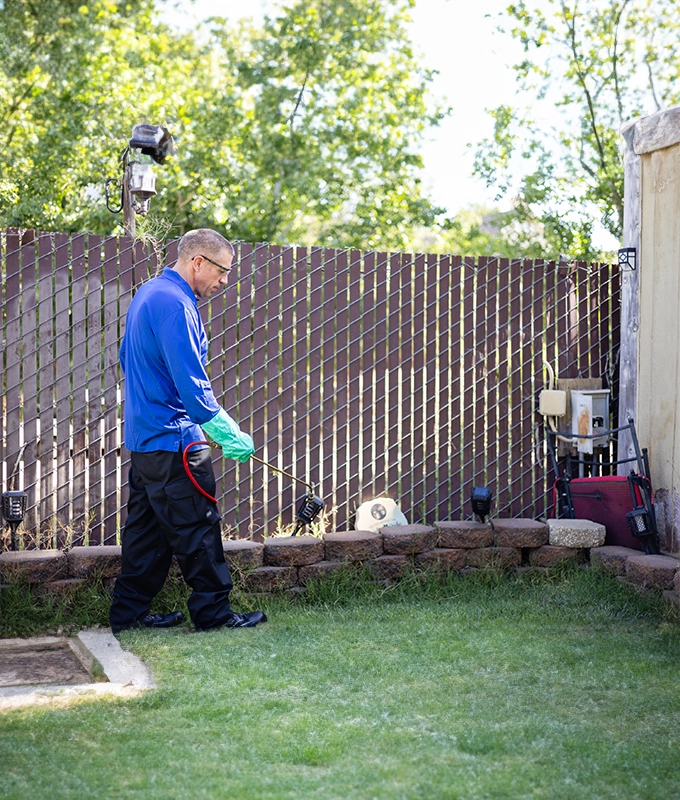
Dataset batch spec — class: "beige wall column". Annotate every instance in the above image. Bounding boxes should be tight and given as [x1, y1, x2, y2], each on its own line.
[620, 106, 680, 551]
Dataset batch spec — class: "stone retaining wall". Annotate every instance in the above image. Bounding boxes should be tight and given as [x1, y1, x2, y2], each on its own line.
[2, 519, 679, 604]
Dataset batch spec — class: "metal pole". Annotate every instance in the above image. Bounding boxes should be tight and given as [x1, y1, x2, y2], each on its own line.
[123, 162, 136, 239]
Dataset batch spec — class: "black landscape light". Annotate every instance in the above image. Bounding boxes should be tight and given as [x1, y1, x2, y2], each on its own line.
[471, 486, 493, 523]
[292, 493, 325, 537]
[2, 490, 27, 552]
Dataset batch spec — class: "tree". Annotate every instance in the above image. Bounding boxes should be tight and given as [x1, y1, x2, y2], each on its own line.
[0, 0, 447, 249]
[473, 0, 680, 260]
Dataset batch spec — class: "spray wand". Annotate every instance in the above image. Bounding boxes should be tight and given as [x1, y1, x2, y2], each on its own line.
[182, 442, 324, 536]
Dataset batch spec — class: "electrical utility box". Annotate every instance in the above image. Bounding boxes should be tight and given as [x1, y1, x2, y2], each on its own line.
[571, 389, 610, 453]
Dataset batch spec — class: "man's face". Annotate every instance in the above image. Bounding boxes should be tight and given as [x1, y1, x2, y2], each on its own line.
[191, 250, 234, 299]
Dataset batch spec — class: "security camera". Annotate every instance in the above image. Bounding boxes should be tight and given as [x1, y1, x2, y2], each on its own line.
[128, 163, 157, 216]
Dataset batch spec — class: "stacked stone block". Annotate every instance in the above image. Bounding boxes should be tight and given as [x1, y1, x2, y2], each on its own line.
[1, 520, 678, 603]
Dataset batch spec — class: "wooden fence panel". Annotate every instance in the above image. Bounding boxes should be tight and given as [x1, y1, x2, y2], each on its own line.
[346, 249, 362, 518]
[0, 229, 622, 546]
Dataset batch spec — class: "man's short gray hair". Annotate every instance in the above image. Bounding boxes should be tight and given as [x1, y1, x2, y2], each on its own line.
[178, 229, 235, 260]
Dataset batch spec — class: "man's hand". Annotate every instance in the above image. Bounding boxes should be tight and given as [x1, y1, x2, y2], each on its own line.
[201, 409, 255, 462]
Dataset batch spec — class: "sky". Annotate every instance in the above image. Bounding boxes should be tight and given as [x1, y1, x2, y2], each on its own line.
[164, 0, 619, 249]
[165, 0, 523, 212]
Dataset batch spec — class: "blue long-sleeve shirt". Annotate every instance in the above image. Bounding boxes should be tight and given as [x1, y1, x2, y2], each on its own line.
[120, 268, 220, 452]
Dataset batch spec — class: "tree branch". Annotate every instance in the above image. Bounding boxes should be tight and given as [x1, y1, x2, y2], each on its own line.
[287, 71, 310, 128]
[644, 55, 662, 113]
[562, 0, 623, 210]
[611, 0, 633, 124]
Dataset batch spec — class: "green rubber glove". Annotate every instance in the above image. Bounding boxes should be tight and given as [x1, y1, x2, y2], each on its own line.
[201, 409, 255, 463]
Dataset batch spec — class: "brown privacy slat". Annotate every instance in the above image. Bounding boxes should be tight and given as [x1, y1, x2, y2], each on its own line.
[306, 248, 324, 501]
[460, 257, 476, 514]
[472, 257, 489, 501]
[265, 245, 282, 532]
[346, 250, 362, 520]
[87, 236, 103, 545]
[588, 264, 603, 382]
[360, 252, 377, 502]
[19, 235, 38, 542]
[507, 258, 523, 516]
[250, 241, 266, 534]
[399, 253, 414, 517]
[37, 233, 55, 546]
[217, 246, 242, 525]
[4, 234, 22, 500]
[495, 258, 511, 514]
[544, 261, 558, 387]
[102, 238, 120, 544]
[333, 250, 349, 527]
[207, 253, 229, 509]
[0, 237, 3, 490]
[292, 247, 310, 522]
[423, 253, 439, 518]
[437, 255, 455, 519]
[279, 246, 296, 523]
[610, 265, 622, 428]
[386, 253, 402, 499]
[117, 237, 134, 535]
[577, 263, 592, 374]
[207, 259, 227, 407]
[229, 242, 253, 536]
[556, 266, 576, 377]
[409, 254, 426, 520]
[54, 234, 71, 546]
[482, 258, 499, 505]
[601, 263, 618, 397]
[519, 259, 537, 516]
[1, 230, 623, 545]
[320, 248, 337, 523]
[370, 253, 389, 500]
[531, 263, 548, 517]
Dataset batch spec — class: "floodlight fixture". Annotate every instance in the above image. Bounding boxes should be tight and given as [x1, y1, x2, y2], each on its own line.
[470, 486, 493, 523]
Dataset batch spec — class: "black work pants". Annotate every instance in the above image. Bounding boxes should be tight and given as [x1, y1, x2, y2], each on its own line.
[110, 447, 234, 631]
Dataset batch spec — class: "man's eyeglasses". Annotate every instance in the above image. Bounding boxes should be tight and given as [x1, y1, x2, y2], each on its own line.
[192, 254, 232, 275]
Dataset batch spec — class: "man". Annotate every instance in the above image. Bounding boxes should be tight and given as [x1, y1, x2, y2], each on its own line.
[110, 228, 266, 633]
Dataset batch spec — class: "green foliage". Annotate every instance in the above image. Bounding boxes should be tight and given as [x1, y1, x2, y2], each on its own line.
[0, 0, 447, 248]
[474, 0, 680, 260]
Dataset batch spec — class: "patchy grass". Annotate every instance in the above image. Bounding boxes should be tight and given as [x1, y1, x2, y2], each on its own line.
[1, 567, 679, 799]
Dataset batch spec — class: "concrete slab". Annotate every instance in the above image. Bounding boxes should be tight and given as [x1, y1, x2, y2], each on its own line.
[0, 628, 155, 711]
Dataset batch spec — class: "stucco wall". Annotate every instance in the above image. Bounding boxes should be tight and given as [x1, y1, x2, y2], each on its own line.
[622, 107, 680, 551]
[638, 143, 680, 493]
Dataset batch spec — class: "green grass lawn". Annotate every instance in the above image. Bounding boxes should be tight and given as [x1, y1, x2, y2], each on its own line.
[1, 567, 679, 799]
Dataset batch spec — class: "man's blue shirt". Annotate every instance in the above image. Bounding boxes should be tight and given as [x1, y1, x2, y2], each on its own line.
[121, 268, 220, 452]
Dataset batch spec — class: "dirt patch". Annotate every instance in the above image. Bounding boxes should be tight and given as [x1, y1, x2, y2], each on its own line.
[0, 637, 93, 687]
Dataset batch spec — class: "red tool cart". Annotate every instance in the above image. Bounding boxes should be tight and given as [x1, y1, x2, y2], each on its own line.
[547, 418, 660, 554]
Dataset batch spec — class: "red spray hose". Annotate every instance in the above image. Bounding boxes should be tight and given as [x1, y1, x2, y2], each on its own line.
[183, 441, 315, 505]
[182, 441, 218, 503]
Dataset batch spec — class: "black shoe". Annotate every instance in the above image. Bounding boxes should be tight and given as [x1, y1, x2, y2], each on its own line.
[195, 610, 268, 631]
[224, 610, 267, 628]
[142, 611, 186, 629]
[112, 611, 186, 635]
